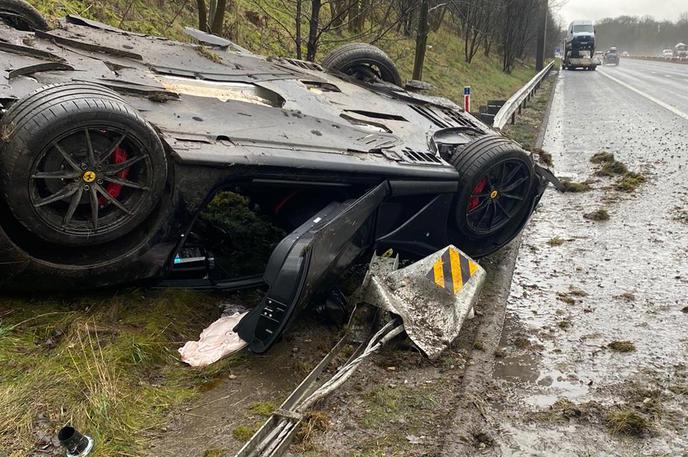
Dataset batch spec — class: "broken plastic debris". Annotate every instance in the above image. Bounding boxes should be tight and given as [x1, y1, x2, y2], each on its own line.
[179, 312, 249, 367]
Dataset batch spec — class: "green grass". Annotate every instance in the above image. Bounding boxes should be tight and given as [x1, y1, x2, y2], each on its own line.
[27, 0, 535, 109]
[502, 72, 555, 149]
[0, 289, 242, 456]
[360, 385, 438, 429]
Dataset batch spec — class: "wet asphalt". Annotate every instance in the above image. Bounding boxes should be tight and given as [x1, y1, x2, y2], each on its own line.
[491, 60, 688, 455]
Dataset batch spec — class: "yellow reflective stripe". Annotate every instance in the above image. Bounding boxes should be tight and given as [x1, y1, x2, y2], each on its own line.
[449, 247, 463, 293]
[433, 258, 445, 288]
[469, 260, 479, 276]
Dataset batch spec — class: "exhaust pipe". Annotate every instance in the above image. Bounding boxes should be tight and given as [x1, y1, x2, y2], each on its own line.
[57, 426, 94, 457]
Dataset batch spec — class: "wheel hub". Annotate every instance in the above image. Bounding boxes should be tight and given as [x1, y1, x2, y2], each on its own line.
[82, 170, 97, 183]
[464, 159, 532, 235]
[29, 127, 151, 235]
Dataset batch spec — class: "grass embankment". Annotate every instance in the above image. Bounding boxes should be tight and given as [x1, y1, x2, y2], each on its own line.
[28, 0, 534, 108]
[1, 3, 536, 455]
[0, 290, 243, 455]
[501, 65, 557, 151]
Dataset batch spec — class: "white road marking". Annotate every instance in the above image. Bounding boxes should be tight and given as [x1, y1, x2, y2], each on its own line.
[598, 70, 688, 121]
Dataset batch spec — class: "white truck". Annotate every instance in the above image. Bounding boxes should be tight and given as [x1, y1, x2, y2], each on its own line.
[564, 20, 597, 70]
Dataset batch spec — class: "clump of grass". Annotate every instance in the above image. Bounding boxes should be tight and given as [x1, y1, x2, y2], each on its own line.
[556, 292, 576, 305]
[196, 45, 222, 63]
[583, 209, 610, 221]
[248, 402, 276, 417]
[590, 151, 615, 164]
[608, 341, 636, 352]
[595, 160, 628, 177]
[560, 179, 592, 193]
[513, 336, 530, 349]
[547, 236, 565, 246]
[615, 172, 646, 192]
[471, 430, 495, 448]
[616, 292, 636, 302]
[606, 409, 651, 436]
[557, 320, 572, 330]
[671, 206, 688, 224]
[203, 449, 228, 457]
[473, 341, 485, 351]
[360, 385, 437, 429]
[293, 411, 330, 452]
[533, 148, 553, 166]
[232, 424, 259, 441]
[551, 399, 582, 419]
[568, 286, 588, 297]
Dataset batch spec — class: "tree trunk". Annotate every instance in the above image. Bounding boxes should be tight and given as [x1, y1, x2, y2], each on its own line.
[306, 0, 322, 61]
[412, 0, 429, 80]
[330, 0, 347, 28]
[210, 0, 227, 35]
[295, 0, 303, 59]
[196, 0, 208, 31]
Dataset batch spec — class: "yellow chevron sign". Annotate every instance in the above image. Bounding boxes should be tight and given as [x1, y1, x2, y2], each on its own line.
[427, 246, 479, 294]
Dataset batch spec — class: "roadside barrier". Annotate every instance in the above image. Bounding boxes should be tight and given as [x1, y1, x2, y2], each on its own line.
[493, 60, 555, 130]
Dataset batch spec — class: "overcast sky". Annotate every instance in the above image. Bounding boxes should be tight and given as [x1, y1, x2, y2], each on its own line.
[557, 0, 686, 25]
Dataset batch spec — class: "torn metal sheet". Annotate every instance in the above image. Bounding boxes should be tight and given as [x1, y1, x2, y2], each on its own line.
[363, 246, 486, 359]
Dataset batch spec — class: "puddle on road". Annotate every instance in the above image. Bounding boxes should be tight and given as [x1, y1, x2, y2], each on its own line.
[489, 69, 688, 456]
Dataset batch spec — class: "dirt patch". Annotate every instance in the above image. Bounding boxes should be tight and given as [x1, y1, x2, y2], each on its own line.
[615, 172, 647, 192]
[560, 179, 593, 193]
[148, 317, 342, 456]
[547, 236, 565, 246]
[608, 341, 636, 352]
[595, 160, 628, 177]
[590, 151, 615, 164]
[533, 148, 554, 166]
[584, 209, 610, 221]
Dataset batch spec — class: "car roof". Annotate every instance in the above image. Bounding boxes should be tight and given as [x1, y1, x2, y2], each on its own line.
[570, 20, 594, 26]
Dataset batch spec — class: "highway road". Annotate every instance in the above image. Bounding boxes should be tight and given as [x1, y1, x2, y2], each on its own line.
[474, 58, 688, 455]
[597, 58, 688, 120]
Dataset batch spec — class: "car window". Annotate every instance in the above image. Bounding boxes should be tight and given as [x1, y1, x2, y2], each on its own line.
[573, 24, 594, 33]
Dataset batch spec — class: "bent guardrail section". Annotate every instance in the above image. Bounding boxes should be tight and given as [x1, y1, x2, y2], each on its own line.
[493, 61, 555, 130]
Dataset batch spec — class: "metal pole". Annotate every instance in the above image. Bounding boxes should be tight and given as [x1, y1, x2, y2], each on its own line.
[535, 0, 549, 71]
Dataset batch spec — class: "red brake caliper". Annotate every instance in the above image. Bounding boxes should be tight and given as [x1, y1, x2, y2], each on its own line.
[98, 146, 130, 206]
[468, 177, 488, 211]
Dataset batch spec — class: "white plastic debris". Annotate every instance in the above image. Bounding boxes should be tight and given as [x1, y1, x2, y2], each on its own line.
[178, 312, 249, 367]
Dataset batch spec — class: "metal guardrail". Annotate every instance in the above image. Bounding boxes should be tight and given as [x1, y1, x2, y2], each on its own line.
[493, 60, 555, 130]
[627, 56, 688, 64]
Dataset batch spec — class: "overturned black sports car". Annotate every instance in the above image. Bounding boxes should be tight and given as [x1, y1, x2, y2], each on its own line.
[0, 1, 551, 352]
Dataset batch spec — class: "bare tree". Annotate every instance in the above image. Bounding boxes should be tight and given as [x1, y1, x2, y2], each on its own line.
[412, 0, 429, 79]
[196, 0, 229, 34]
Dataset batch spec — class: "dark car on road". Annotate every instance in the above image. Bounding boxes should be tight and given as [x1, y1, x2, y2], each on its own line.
[604, 47, 620, 65]
[0, 0, 553, 352]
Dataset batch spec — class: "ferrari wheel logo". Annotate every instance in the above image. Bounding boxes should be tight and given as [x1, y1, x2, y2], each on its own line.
[82, 171, 97, 183]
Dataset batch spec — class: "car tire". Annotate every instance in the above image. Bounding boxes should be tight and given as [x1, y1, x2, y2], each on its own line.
[322, 43, 403, 86]
[449, 136, 537, 257]
[0, 0, 49, 31]
[0, 82, 168, 247]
